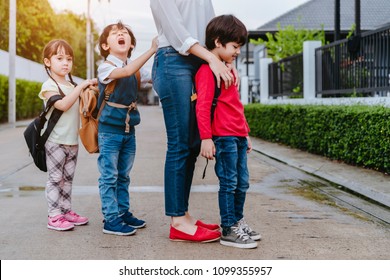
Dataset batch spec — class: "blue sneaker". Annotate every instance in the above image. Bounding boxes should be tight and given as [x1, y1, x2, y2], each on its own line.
[103, 217, 137, 236]
[121, 212, 146, 229]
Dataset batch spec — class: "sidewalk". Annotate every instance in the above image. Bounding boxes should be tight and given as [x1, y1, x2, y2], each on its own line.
[250, 138, 390, 209]
[0, 105, 389, 260]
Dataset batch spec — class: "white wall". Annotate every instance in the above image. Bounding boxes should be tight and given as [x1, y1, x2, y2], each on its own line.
[0, 50, 83, 84]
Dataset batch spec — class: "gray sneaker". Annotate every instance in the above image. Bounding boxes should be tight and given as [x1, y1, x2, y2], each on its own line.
[238, 218, 261, 241]
[220, 224, 258, 249]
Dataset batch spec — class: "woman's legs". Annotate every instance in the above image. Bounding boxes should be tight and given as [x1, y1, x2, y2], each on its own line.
[158, 85, 196, 217]
[152, 47, 200, 234]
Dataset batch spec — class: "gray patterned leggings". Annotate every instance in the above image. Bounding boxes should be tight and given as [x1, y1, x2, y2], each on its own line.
[45, 141, 78, 217]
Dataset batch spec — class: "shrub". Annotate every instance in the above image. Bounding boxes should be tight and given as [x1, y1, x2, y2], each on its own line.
[0, 75, 42, 122]
[245, 104, 390, 173]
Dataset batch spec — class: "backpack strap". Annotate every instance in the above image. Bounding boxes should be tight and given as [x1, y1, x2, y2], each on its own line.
[96, 80, 116, 120]
[96, 60, 141, 132]
[99, 59, 141, 106]
[106, 101, 137, 133]
[201, 74, 221, 179]
[210, 75, 221, 123]
[80, 86, 98, 118]
[192, 74, 220, 123]
[37, 86, 66, 148]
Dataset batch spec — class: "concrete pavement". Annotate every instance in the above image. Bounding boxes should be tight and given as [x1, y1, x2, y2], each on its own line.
[0, 105, 389, 260]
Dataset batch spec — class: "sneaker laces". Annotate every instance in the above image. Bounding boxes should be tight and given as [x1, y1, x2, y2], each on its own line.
[231, 225, 251, 241]
[52, 215, 67, 223]
[67, 211, 79, 217]
[238, 218, 253, 233]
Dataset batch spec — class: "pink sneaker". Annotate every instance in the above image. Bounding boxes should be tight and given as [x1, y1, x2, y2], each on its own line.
[48, 214, 74, 231]
[64, 211, 89, 226]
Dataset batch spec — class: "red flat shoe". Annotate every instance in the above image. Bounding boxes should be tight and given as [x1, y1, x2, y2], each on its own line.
[195, 220, 220, 231]
[169, 226, 221, 243]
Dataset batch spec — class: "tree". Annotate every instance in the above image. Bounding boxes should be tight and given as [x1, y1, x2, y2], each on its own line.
[53, 11, 88, 78]
[0, 0, 99, 78]
[17, 0, 57, 62]
[251, 23, 325, 62]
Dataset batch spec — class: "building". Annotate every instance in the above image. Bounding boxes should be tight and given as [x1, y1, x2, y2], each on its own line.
[239, 0, 390, 78]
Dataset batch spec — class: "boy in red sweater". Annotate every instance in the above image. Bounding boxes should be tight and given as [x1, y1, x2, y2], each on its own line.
[195, 15, 260, 249]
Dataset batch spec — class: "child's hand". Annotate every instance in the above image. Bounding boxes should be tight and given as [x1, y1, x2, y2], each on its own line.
[200, 139, 215, 160]
[246, 136, 252, 153]
[90, 78, 98, 85]
[151, 36, 158, 53]
[81, 78, 98, 90]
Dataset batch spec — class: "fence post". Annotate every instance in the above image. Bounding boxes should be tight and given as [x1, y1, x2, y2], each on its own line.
[304, 41, 321, 100]
[241, 76, 249, 105]
[260, 58, 273, 102]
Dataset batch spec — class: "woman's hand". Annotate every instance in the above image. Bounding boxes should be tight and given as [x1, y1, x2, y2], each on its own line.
[209, 55, 234, 89]
[226, 63, 240, 88]
[188, 43, 233, 89]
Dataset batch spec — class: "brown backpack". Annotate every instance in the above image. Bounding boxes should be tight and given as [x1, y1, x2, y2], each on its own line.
[79, 70, 140, 153]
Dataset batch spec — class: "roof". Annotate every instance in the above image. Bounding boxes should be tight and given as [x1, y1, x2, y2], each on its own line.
[257, 0, 390, 32]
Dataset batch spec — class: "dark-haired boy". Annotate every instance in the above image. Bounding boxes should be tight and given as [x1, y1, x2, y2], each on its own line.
[97, 21, 157, 235]
[195, 15, 260, 249]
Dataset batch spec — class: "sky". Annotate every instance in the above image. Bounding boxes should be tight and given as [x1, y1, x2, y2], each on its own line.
[48, 0, 309, 66]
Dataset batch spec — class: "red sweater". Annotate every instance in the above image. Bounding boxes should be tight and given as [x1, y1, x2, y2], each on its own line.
[195, 64, 250, 140]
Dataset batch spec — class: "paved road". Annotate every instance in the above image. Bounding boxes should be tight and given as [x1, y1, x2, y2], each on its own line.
[0, 105, 389, 260]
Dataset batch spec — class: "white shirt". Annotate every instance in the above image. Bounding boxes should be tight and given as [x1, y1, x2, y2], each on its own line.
[150, 0, 215, 55]
[97, 54, 151, 88]
[38, 79, 79, 145]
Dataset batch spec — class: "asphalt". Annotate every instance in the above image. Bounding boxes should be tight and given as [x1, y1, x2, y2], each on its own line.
[0, 105, 389, 260]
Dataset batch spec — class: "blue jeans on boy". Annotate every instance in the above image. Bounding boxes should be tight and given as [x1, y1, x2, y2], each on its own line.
[97, 131, 136, 222]
[152, 47, 203, 216]
[214, 136, 250, 228]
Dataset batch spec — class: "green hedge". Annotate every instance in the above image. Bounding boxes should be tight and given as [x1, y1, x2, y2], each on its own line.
[0, 75, 43, 122]
[245, 104, 390, 174]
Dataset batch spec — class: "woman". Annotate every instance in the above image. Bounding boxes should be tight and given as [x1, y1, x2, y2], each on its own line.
[150, 0, 235, 242]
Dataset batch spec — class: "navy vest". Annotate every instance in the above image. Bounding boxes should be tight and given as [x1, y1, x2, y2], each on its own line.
[98, 74, 140, 134]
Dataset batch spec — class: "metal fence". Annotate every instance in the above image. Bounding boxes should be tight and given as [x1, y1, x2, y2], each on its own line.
[316, 24, 390, 97]
[268, 53, 303, 98]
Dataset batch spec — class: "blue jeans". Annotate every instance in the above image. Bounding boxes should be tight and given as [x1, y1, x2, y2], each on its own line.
[97, 131, 136, 222]
[152, 47, 203, 216]
[214, 136, 250, 227]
